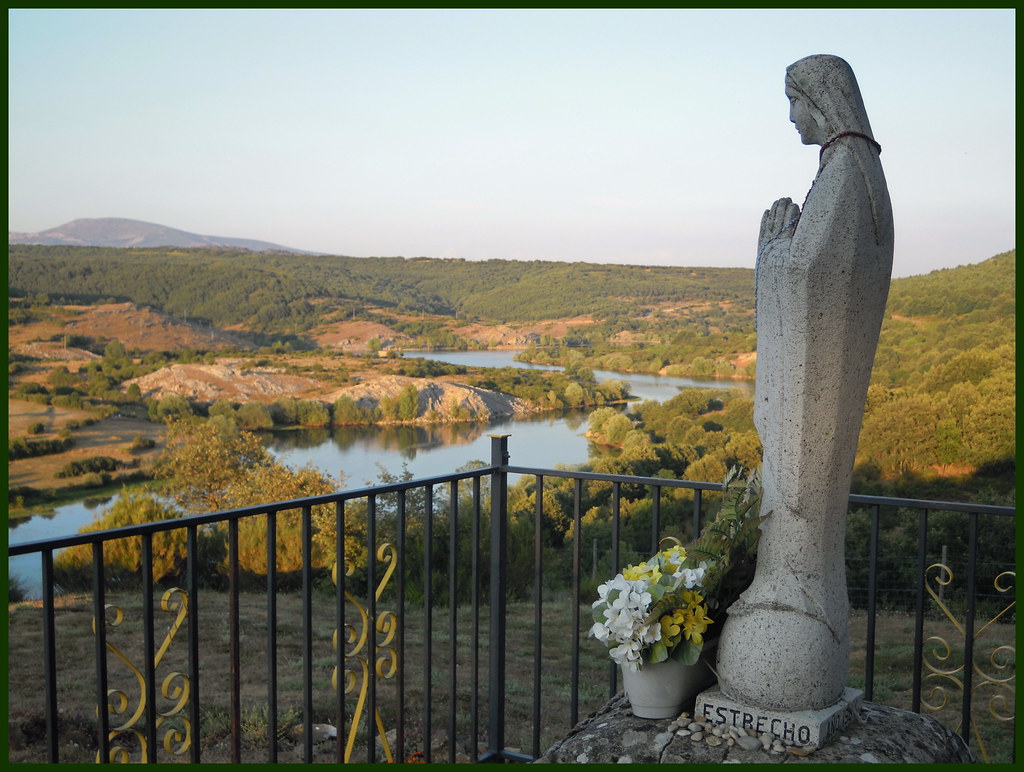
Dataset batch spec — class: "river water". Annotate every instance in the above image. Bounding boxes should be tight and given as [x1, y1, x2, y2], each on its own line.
[9, 349, 751, 595]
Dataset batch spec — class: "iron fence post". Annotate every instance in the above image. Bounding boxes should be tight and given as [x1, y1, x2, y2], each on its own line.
[487, 435, 510, 758]
[41, 551, 58, 763]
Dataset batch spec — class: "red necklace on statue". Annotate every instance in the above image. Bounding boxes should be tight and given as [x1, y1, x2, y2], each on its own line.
[819, 131, 882, 160]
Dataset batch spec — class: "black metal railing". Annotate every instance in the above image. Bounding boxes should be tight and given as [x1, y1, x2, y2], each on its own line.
[7, 436, 1015, 763]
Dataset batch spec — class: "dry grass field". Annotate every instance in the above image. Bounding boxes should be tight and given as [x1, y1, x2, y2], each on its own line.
[7, 399, 164, 498]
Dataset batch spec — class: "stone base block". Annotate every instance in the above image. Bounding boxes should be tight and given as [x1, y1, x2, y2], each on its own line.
[535, 693, 976, 764]
[694, 686, 863, 749]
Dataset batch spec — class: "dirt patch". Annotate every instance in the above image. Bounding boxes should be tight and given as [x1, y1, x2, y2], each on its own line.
[730, 351, 757, 371]
[8, 400, 165, 491]
[9, 302, 253, 355]
[453, 315, 596, 347]
[311, 320, 411, 351]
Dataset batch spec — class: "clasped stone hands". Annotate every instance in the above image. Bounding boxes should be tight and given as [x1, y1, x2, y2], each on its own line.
[758, 197, 800, 257]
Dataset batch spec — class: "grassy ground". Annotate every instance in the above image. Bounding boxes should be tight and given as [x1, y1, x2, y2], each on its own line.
[6, 591, 1015, 764]
[7, 399, 165, 517]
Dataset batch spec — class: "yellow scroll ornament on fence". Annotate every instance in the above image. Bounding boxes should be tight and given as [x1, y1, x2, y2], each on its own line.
[92, 588, 192, 763]
[922, 563, 1015, 763]
[333, 542, 398, 763]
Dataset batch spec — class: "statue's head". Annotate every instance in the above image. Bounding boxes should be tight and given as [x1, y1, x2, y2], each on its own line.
[784, 55, 873, 146]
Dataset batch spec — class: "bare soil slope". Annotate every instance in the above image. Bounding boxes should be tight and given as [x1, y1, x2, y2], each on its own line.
[9, 302, 252, 355]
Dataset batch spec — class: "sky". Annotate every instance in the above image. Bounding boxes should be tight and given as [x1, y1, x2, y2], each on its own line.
[7, 8, 1015, 278]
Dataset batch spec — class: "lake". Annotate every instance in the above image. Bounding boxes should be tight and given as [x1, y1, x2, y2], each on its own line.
[9, 350, 751, 595]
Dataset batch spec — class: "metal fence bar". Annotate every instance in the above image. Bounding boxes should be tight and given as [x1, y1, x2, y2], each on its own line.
[487, 435, 509, 759]
[960, 512, 979, 744]
[186, 525, 201, 763]
[608, 482, 621, 698]
[140, 534, 158, 762]
[532, 475, 545, 759]
[266, 512, 278, 763]
[424, 484, 434, 763]
[470, 479, 480, 762]
[302, 505, 316, 763]
[40, 549, 59, 763]
[693, 488, 704, 539]
[911, 509, 928, 713]
[366, 496, 378, 764]
[228, 519, 241, 763]
[651, 484, 661, 553]
[92, 542, 110, 763]
[448, 481, 459, 763]
[395, 492, 406, 764]
[334, 501, 346, 763]
[864, 504, 880, 701]
[570, 477, 583, 729]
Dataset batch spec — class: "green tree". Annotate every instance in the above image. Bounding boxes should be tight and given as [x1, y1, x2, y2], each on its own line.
[149, 394, 195, 422]
[297, 399, 330, 427]
[55, 492, 188, 582]
[564, 381, 586, 407]
[103, 339, 129, 362]
[237, 401, 274, 430]
[392, 384, 420, 421]
[157, 417, 273, 513]
[333, 394, 371, 425]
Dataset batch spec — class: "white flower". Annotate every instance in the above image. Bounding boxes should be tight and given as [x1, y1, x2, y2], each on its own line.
[678, 563, 707, 590]
[610, 640, 644, 670]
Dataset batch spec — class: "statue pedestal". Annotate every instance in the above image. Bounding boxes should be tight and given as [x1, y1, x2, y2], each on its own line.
[534, 692, 976, 764]
[694, 685, 862, 749]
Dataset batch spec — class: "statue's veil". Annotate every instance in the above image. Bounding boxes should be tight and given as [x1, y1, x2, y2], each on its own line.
[786, 54, 892, 247]
[786, 54, 873, 138]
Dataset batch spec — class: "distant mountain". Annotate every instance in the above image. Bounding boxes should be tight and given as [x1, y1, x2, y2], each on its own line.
[7, 217, 311, 253]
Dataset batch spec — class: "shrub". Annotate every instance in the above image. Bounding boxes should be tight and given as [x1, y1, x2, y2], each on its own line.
[129, 436, 157, 453]
[8, 435, 74, 460]
[57, 456, 123, 478]
[236, 402, 274, 430]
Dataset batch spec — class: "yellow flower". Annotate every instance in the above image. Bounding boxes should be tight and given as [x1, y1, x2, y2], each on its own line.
[682, 589, 704, 609]
[623, 562, 662, 584]
[659, 608, 686, 648]
[621, 563, 646, 581]
[682, 604, 714, 645]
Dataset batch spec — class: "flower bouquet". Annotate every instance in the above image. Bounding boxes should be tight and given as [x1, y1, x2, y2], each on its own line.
[591, 467, 764, 673]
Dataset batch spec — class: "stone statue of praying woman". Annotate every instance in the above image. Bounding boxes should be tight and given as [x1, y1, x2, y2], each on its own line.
[716, 55, 894, 711]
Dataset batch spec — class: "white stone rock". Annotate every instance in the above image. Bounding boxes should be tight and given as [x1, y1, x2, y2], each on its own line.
[707, 735, 723, 747]
[736, 735, 763, 752]
[717, 54, 893, 712]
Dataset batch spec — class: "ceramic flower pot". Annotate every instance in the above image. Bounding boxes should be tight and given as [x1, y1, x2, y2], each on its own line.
[620, 639, 718, 719]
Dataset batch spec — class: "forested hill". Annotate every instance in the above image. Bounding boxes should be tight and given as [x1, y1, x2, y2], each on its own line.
[6, 245, 1014, 340]
[7, 245, 753, 327]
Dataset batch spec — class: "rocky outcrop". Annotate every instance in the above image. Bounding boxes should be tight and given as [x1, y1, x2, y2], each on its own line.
[328, 375, 535, 422]
[11, 342, 101, 361]
[535, 694, 976, 764]
[127, 367, 534, 424]
[125, 363, 320, 402]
